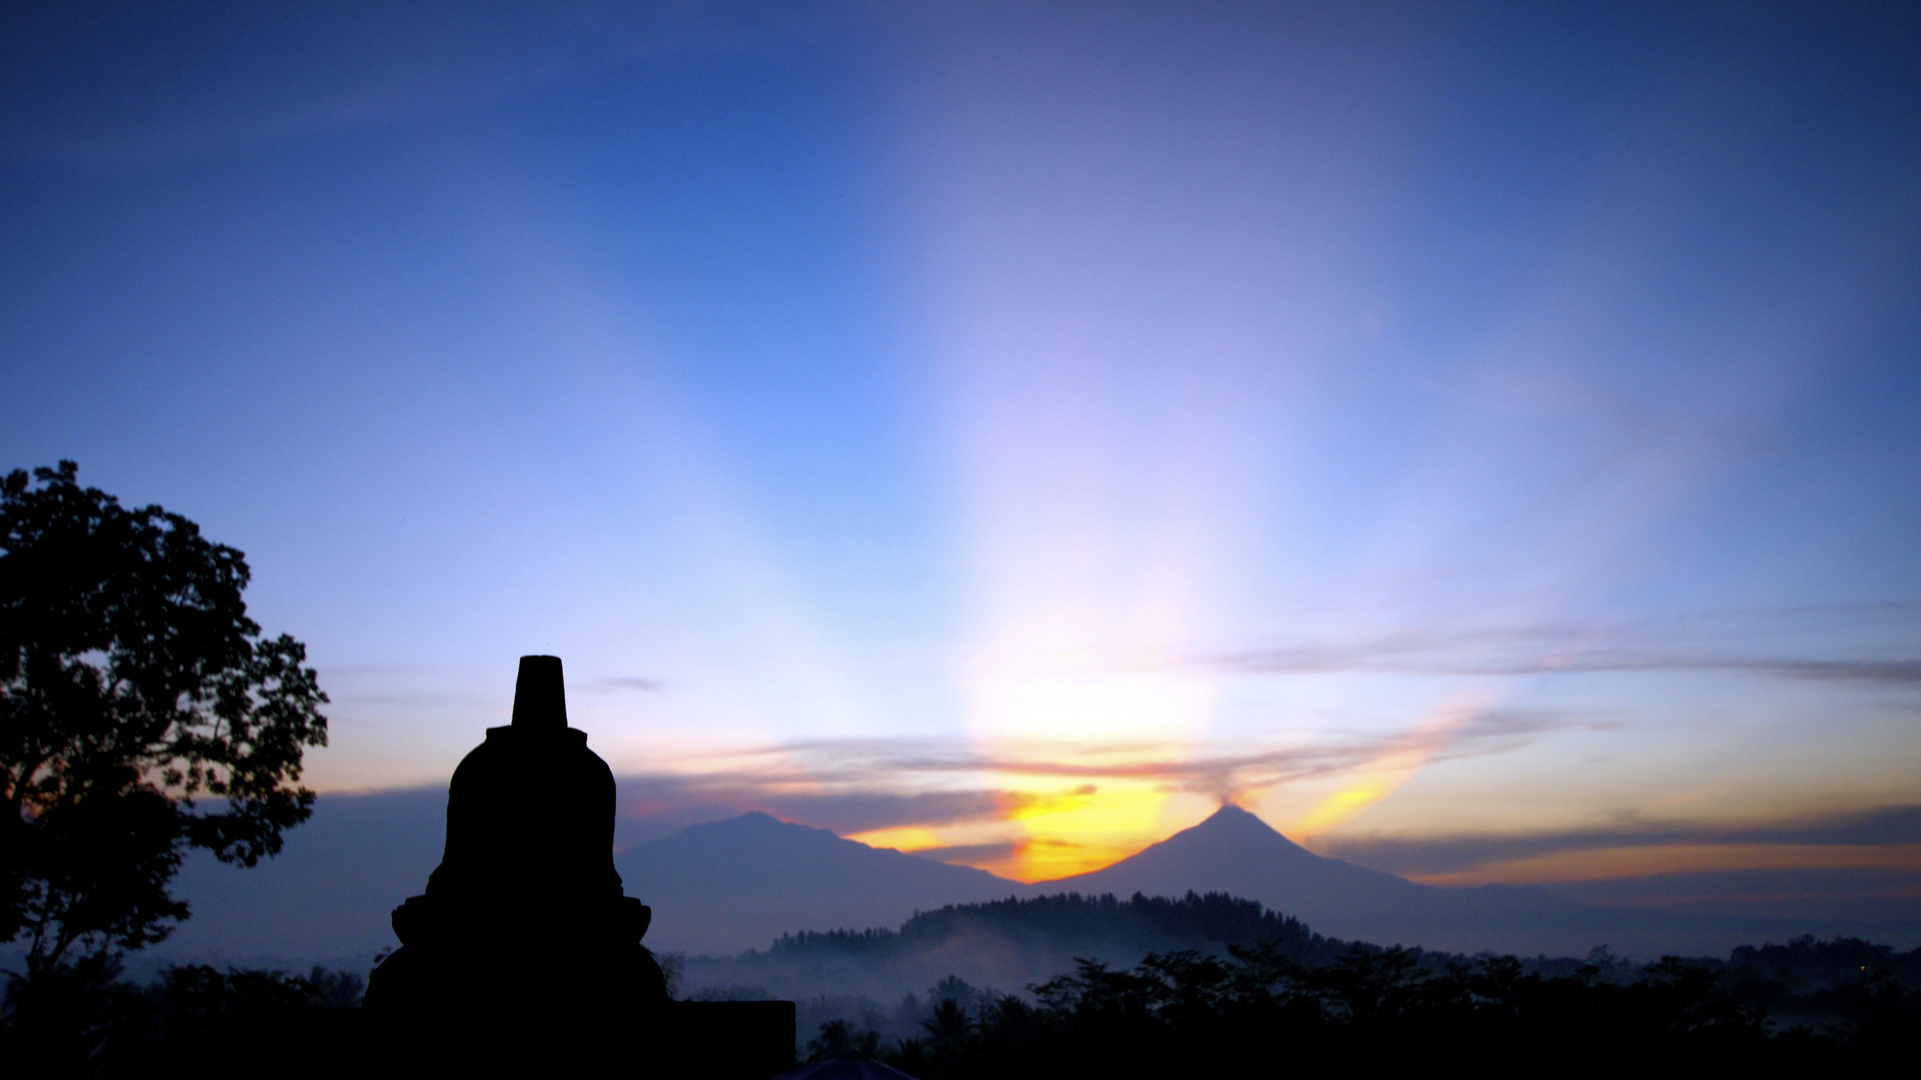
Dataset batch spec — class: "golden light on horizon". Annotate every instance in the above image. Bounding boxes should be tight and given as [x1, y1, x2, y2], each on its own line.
[844, 776, 1188, 882]
[1002, 779, 1170, 881]
[843, 824, 946, 854]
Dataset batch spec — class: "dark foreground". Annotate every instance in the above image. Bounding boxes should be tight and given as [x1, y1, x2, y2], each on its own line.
[865, 939, 1917, 1077]
[0, 958, 793, 1078]
[5, 931, 1917, 1077]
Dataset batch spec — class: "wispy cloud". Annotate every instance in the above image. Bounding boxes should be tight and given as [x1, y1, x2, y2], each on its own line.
[589, 677, 664, 692]
[1315, 804, 1921, 877]
[912, 842, 1024, 864]
[1202, 602, 1921, 686]
[615, 706, 1604, 832]
[615, 772, 1013, 839]
[736, 734, 1438, 795]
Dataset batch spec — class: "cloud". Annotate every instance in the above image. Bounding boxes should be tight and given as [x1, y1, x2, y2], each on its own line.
[912, 842, 1023, 864]
[614, 772, 1013, 841]
[932, 707, 1590, 795]
[1549, 866, 1921, 922]
[1314, 804, 1921, 877]
[590, 677, 664, 692]
[590, 603, 1919, 874]
[1203, 602, 1921, 686]
[612, 707, 1602, 836]
[1221, 645, 1921, 684]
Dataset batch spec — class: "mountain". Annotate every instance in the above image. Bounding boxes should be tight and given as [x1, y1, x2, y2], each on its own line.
[616, 812, 1023, 956]
[139, 797, 1029, 966]
[677, 892, 1332, 1005]
[131, 787, 445, 970]
[1033, 805, 1862, 957]
[124, 797, 1918, 971]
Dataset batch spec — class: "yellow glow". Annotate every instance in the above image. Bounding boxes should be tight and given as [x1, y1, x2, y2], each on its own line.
[844, 825, 945, 853]
[1295, 782, 1397, 835]
[837, 779, 1180, 882]
[1293, 691, 1494, 837]
[1004, 780, 1170, 881]
[949, 599, 1218, 878]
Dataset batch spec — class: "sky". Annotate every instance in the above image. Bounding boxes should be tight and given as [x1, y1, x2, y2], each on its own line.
[3, 2, 1919, 915]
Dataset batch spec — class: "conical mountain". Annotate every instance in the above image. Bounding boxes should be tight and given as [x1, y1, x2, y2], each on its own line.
[1038, 805, 1427, 910]
[1036, 804, 1606, 954]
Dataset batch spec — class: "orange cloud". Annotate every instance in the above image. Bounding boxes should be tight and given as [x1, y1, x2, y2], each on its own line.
[1292, 691, 1495, 836]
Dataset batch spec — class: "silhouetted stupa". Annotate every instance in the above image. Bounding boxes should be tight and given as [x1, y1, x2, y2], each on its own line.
[365, 655, 666, 1041]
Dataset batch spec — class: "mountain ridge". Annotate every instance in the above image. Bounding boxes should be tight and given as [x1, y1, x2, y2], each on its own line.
[629, 803, 1921, 957]
[616, 809, 1022, 955]
[139, 794, 1921, 966]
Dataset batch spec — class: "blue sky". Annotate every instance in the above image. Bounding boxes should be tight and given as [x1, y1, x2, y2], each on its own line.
[3, 3, 1918, 901]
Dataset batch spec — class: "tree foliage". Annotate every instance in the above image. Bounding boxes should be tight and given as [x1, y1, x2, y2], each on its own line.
[0, 957, 364, 1076]
[858, 940, 1914, 1078]
[1, 462, 328, 976]
[770, 891, 1325, 963]
[776, 904, 1921, 1077]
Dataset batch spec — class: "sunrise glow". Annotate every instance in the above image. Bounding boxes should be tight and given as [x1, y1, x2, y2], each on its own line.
[5, 2, 1917, 931]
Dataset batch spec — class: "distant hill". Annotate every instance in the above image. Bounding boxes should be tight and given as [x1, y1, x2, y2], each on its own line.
[679, 891, 1339, 1004]
[134, 786, 443, 970]
[616, 811, 1022, 955]
[771, 891, 1328, 963]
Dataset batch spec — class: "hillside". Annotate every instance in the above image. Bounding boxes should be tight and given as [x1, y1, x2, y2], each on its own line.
[677, 891, 1341, 1004]
[770, 891, 1329, 963]
[616, 811, 1022, 955]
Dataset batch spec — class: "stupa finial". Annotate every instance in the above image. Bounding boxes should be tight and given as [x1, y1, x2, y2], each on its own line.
[511, 654, 567, 729]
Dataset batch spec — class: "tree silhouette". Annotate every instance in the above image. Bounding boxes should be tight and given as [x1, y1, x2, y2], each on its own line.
[920, 996, 974, 1056]
[1, 462, 328, 982]
[809, 1017, 882, 1061]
